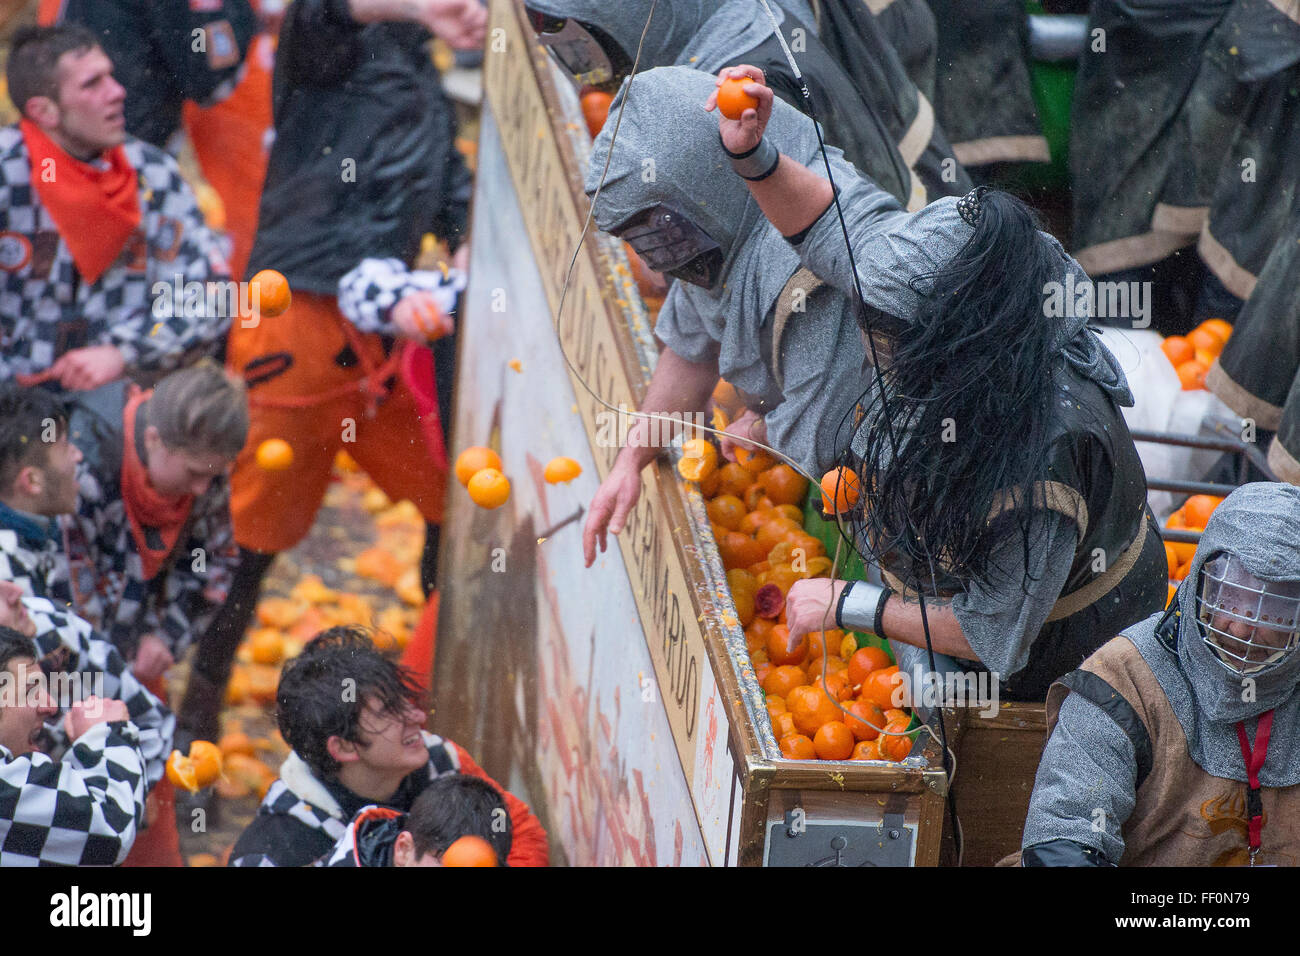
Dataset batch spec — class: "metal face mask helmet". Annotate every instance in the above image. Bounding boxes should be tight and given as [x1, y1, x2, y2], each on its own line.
[526, 8, 633, 88]
[1197, 553, 1300, 676]
[611, 204, 725, 289]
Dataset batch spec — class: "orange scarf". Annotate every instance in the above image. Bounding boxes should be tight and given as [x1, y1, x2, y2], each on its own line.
[19, 119, 141, 286]
[121, 388, 194, 581]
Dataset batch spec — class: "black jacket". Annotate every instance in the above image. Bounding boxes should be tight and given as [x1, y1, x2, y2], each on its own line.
[245, 0, 472, 292]
[54, 0, 257, 148]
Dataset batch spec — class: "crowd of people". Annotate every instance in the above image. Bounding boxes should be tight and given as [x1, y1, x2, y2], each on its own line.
[0, 0, 1296, 868]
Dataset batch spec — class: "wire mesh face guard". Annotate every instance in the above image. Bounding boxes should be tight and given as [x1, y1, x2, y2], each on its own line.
[1197, 553, 1300, 676]
[526, 9, 629, 87]
[611, 204, 725, 289]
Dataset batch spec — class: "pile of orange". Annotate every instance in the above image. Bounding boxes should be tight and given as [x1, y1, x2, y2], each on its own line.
[692, 381, 917, 762]
[1160, 319, 1232, 392]
[1163, 493, 1225, 602]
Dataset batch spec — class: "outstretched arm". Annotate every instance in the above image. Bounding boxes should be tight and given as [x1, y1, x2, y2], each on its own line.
[705, 66, 833, 239]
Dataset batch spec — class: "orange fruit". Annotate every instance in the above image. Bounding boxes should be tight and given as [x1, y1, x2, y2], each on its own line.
[712, 379, 744, 417]
[805, 629, 844, 665]
[735, 445, 776, 474]
[817, 671, 854, 702]
[763, 664, 808, 698]
[166, 751, 199, 793]
[1164, 541, 1180, 579]
[255, 438, 294, 472]
[467, 468, 511, 509]
[1194, 347, 1217, 367]
[249, 629, 285, 666]
[775, 504, 804, 523]
[189, 740, 223, 788]
[1175, 360, 1209, 391]
[256, 597, 304, 629]
[758, 465, 809, 507]
[225, 666, 251, 705]
[878, 718, 914, 761]
[543, 456, 582, 484]
[773, 712, 797, 739]
[738, 509, 771, 535]
[218, 731, 257, 758]
[678, 438, 719, 482]
[454, 447, 503, 487]
[843, 700, 886, 741]
[699, 470, 723, 497]
[1182, 494, 1222, 530]
[755, 516, 800, 553]
[813, 721, 855, 760]
[1200, 318, 1233, 342]
[442, 835, 499, 867]
[883, 708, 910, 724]
[767, 624, 807, 666]
[743, 484, 774, 512]
[1173, 560, 1192, 582]
[851, 739, 882, 760]
[779, 733, 816, 759]
[250, 269, 292, 317]
[707, 494, 748, 531]
[247, 664, 280, 705]
[580, 89, 612, 138]
[716, 75, 760, 120]
[820, 467, 861, 514]
[838, 633, 859, 660]
[791, 683, 840, 735]
[1187, 327, 1224, 354]
[755, 662, 773, 687]
[355, 547, 405, 588]
[766, 695, 787, 717]
[719, 531, 766, 571]
[862, 668, 907, 710]
[727, 568, 758, 626]
[1160, 335, 1194, 367]
[714, 462, 754, 498]
[848, 646, 893, 687]
[745, 616, 775, 650]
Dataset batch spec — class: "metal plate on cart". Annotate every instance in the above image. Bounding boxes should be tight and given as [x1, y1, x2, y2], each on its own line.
[764, 811, 916, 867]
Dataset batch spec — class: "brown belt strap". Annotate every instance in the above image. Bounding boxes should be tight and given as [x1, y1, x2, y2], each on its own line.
[771, 267, 824, 392]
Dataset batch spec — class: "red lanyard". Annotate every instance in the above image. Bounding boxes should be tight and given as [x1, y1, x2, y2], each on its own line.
[1235, 709, 1274, 865]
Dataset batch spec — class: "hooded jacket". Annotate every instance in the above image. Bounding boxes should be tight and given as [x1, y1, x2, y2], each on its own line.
[530, 0, 969, 207]
[588, 67, 869, 475]
[228, 732, 549, 867]
[1022, 483, 1300, 865]
[245, 0, 471, 292]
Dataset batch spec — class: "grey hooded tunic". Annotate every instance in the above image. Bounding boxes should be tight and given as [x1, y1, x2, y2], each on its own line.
[1022, 483, 1300, 865]
[586, 66, 869, 476]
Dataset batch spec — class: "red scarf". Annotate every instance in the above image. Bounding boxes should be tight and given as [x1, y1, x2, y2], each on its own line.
[121, 388, 194, 581]
[19, 119, 141, 286]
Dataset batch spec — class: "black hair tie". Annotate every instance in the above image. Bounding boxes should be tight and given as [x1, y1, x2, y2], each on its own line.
[956, 185, 990, 228]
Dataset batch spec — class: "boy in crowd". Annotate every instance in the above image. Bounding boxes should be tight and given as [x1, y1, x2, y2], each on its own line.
[0, 622, 149, 866]
[324, 773, 512, 867]
[1, 25, 232, 391]
[229, 627, 549, 867]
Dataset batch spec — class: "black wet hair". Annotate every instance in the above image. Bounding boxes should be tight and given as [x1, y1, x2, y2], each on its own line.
[847, 189, 1062, 590]
[0, 383, 68, 495]
[6, 23, 102, 117]
[405, 773, 513, 863]
[275, 625, 423, 779]
[0, 626, 36, 680]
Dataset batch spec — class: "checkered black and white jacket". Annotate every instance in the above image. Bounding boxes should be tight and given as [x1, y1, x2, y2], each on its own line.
[0, 676, 150, 867]
[0, 522, 73, 615]
[62, 460, 236, 663]
[0, 125, 231, 381]
[336, 258, 465, 337]
[23, 595, 173, 788]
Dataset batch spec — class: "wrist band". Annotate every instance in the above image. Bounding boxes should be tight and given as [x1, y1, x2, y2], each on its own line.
[723, 134, 780, 182]
[837, 580, 890, 634]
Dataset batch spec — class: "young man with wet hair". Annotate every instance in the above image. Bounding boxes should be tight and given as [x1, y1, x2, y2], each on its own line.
[229, 626, 548, 867]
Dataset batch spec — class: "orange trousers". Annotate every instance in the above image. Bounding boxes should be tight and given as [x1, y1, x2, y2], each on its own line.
[227, 291, 447, 554]
[122, 676, 182, 867]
